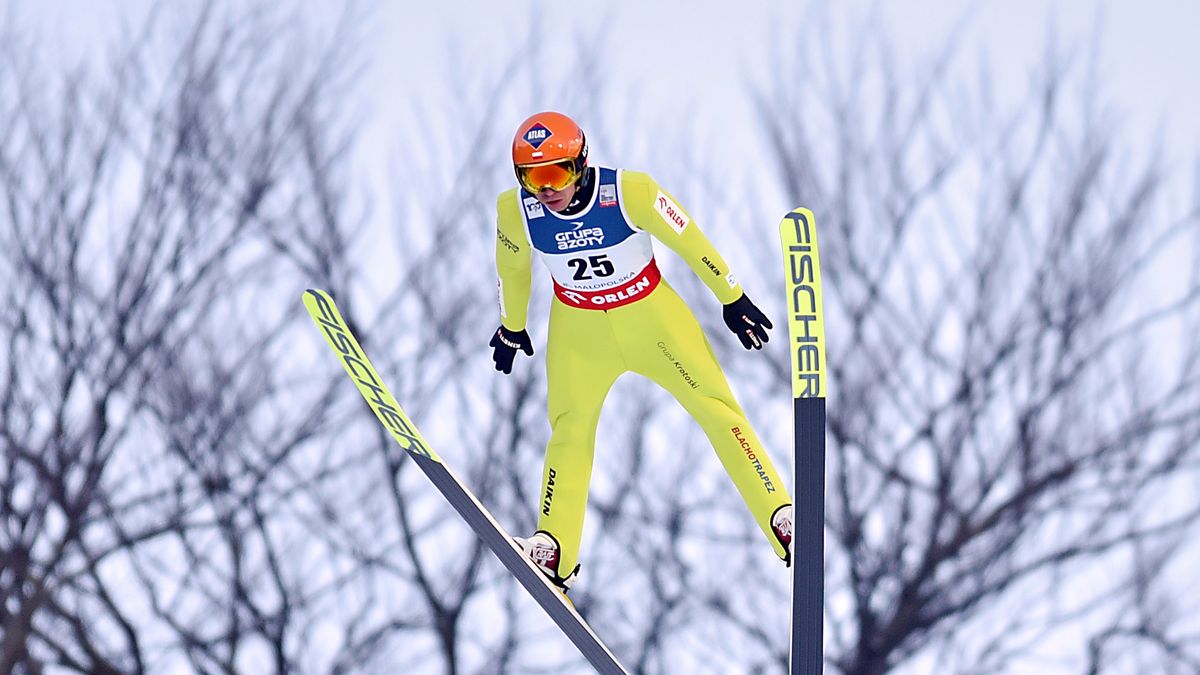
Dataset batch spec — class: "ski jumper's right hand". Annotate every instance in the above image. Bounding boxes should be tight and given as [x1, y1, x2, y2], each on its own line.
[490, 326, 534, 374]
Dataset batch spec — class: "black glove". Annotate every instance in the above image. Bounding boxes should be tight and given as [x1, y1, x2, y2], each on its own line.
[722, 293, 773, 350]
[489, 326, 534, 374]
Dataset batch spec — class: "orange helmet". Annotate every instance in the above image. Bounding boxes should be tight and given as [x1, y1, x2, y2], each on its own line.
[512, 111, 588, 193]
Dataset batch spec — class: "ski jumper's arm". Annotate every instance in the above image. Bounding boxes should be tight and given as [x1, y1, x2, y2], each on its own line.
[495, 189, 533, 331]
[619, 171, 743, 304]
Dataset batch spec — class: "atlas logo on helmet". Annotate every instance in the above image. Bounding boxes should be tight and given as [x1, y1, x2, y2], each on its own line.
[524, 122, 551, 149]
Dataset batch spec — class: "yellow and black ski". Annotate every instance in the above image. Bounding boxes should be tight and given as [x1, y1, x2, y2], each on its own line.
[779, 208, 827, 675]
[303, 289, 629, 675]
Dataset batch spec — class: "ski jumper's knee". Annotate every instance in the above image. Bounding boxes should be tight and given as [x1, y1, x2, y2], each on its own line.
[622, 286, 792, 558]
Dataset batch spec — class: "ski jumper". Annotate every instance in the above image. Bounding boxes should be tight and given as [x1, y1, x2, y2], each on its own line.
[496, 167, 791, 573]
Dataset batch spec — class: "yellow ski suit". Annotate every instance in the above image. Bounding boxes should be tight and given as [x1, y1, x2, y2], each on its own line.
[496, 167, 790, 575]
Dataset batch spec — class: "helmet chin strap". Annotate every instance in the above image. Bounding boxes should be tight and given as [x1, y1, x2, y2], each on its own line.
[561, 167, 594, 214]
[572, 130, 590, 192]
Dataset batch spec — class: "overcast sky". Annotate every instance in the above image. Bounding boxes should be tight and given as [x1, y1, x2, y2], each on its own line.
[365, 0, 1200, 165]
[19, 0, 1198, 217]
[363, 0, 1200, 278]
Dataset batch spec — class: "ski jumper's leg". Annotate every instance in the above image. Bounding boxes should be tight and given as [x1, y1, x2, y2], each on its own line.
[617, 282, 792, 561]
[540, 297, 624, 575]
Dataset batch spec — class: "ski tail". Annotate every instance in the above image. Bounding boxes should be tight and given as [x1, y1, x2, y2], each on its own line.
[779, 208, 827, 675]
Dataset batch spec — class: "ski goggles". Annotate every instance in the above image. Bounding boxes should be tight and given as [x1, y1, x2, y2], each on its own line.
[516, 159, 582, 193]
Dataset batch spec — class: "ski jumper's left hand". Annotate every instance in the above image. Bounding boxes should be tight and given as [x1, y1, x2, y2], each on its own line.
[723, 293, 773, 350]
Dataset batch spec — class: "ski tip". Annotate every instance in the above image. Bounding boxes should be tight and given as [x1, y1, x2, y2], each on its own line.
[778, 207, 826, 400]
[303, 289, 336, 312]
[778, 207, 816, 244]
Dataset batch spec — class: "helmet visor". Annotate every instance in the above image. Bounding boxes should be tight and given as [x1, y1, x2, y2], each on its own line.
[516, 159, 581, 193]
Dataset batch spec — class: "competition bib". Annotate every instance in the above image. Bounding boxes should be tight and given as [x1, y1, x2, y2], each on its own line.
[521, 167, 659, 310]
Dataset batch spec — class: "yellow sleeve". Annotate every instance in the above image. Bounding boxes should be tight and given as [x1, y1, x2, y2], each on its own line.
[496, 189, 533, 331]
[620, 171, 743, 304]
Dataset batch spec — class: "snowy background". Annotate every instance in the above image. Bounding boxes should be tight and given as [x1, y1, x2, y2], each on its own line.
[2, 1, 1199, 673]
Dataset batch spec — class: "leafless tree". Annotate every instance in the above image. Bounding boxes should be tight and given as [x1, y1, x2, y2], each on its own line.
[0, 3, 366, 672]
[0, 5, 662, 672]
[722, 10, 1200, 675]
[12, 4, 1196, 675]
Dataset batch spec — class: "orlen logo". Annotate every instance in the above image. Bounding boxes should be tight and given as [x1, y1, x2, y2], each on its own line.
[654, 190, 689, 234]
[555, 224, 604, 250]
[523, 122, 551, 149]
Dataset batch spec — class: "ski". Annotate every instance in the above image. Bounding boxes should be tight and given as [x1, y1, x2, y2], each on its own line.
[779, 209, 827, 675]
[302, 289, 630, 675]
